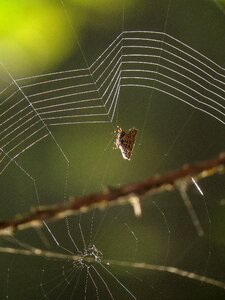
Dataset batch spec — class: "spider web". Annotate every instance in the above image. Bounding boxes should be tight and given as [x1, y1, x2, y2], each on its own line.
[0, 0, 225, 299]
[1, 29, 225, 173]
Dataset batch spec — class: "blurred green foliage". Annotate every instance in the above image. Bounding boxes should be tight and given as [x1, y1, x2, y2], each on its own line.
[0, 1, 75, 75]
[0, 0, 133, 77]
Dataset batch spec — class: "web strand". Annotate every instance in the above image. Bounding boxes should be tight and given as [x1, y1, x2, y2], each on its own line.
[0, 17, 225, 299]
[1, 31, 225, 173]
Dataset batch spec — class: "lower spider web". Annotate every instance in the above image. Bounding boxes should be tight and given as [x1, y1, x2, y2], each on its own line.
[0, 102, 225, 299]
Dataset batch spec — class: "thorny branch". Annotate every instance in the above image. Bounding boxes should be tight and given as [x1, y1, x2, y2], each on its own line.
[0, 152, 225, 235]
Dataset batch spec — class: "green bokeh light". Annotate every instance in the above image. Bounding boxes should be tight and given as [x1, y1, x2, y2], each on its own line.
[0, 0, 81, 76]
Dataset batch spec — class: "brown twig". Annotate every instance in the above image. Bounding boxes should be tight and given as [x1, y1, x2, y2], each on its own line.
[0, 152, 225, 235]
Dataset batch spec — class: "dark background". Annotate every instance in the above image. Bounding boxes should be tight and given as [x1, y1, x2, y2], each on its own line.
[0, 0, 225, 299]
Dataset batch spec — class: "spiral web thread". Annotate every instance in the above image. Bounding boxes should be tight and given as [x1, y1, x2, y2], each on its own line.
[0, 30, 225, 175]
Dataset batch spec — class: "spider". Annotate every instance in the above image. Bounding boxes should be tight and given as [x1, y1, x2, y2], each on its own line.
[114, 127, 138, 160]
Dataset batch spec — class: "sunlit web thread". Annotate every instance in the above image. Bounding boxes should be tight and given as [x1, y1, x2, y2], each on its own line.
[0, 31, 225, 174]
[0, 62, 72, 276]
[0, 64, 69, 176]
[37, 227, 136, 299]
[59, 0, 120, 133]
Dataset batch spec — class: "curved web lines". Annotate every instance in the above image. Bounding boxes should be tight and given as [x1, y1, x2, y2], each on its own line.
[0, 30, 225, 173]
[39, 216, 136, 300]
[17, 33, 123, 126]
[121, 31, 225, 123]
[20, 69, 106, 125]
[0, 33, 123, 174]
[14, 30, 225, 128]
[0, 81, 49, 174]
